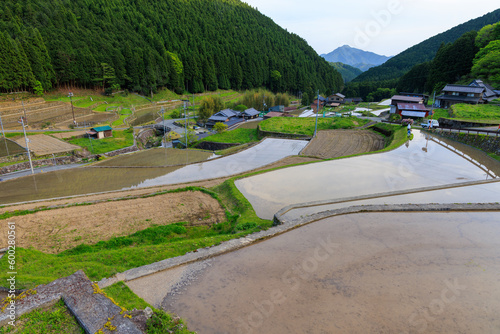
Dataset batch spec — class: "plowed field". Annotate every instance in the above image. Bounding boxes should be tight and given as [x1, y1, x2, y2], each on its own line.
[301, 129, 384, 159]
[14, 134, 80, 156]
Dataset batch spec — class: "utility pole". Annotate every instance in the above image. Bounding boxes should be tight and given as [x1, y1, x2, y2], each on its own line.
[184, 100, 188, 148]
[314, 90, 320, 138]
[21, 100, 28, 125]
[19, 117, 34, 174]
[68, 91, 76, 126]
[0, 114, 9, 156]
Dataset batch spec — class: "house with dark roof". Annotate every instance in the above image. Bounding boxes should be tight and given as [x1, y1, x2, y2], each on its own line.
[206, 109, 245, 128]
[397, 103, 430, 118]
[242, 108, 260, 119]
[435, 84, 485, 108]
[469, 79, 500, 102]
[87, 126, 112, 139]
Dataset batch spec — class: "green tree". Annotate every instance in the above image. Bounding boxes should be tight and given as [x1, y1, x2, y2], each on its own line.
[178, 129, 197, 147]
[471, 40, 500, 85]
[213, 122, 228, 134]
[198, 95, 224, 123]
[33, 80, 43, 96]
[301, 92, 310, 106]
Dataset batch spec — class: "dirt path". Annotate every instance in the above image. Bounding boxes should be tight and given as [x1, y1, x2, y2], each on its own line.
[301, 129, 384, 159]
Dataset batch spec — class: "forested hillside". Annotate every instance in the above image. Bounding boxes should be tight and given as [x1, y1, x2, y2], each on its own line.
[352, 8, 500, 83]
[330, 62, 363, 82]
[397, 21, 500, 94]
[0, 0, 343, 96]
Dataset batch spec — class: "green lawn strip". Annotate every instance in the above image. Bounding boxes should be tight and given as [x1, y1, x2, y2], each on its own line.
[111, 113, 129, 127]
[259, 117, 370, 136]
[66, 129, 133, 154]
[451, 104, 500, 121]
[0, 299, 84, 334]
[103, 281, 195, 333]
[488, 153, 500, 162]
[427, 109, 450, 120]
[199, 128, 260, 144]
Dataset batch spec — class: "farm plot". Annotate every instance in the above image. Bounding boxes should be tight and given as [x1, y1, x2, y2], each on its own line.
[301, 130, 385, 159]
[14, 134, 81, 156]
[95, 147, 214, 167]
[0, 137, 26, 157]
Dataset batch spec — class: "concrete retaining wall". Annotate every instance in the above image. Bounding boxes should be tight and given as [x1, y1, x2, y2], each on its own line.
[433, 130, 500, 155]
[196, 141, 240, 151]
[438, 118, 497, 129]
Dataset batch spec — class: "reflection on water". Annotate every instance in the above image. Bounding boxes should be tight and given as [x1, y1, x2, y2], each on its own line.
[138, 211, 500, 334]
[0, 167, 176, 205]
[236, 130, 500, 219]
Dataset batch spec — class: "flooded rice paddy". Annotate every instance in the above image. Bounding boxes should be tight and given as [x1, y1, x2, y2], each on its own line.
[0, 138, 307, 205]
[236, 130, 500, 219]
[95, 148, 215, 167]
[129, 211, 500, 334]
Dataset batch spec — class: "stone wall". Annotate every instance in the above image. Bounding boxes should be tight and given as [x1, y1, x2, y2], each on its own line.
[104, 146, 139, 157]
[0, 155, 83, 175]
[433, 130, 500, 155]
[258, 126, 312, 140]
[438, 118, 497, 129]
[196, 141, 240, 151]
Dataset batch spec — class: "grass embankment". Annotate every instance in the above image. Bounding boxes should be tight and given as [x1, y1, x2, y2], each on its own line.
[370, 123, 408, 151]
[0, 186, 272, 289]
[0, 299, 83, 334]
[103, 282, 195, 333]
[260, 117, 370, 136]
[0, 138, 26, 158]
[199, 128, 260, 144]
[450, 104, 500, 122]
[66, 129, 134, 154]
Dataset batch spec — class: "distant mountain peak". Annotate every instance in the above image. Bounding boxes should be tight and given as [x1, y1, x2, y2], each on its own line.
[320, 46, 392, 72]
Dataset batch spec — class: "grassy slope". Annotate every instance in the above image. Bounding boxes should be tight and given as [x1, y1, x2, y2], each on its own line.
[0, 299, 83, 334]
[199, 128, 260, 144]
[66, 129, 134, 154]
[450, 104, 500, 122]
[260, 117, 370, 136]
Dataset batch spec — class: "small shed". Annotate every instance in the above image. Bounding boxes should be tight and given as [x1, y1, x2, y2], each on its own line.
[88, 126, 113, 139]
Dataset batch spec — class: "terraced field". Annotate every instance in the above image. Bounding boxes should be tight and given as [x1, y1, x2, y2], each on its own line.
[95, 148, 214, 167]
[301, 129, 385, 159]
[0, 137, 26, 157]
[13, 134, 80, 156]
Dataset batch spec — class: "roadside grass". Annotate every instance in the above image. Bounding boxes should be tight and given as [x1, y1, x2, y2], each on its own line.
[450, 104, 500, 122]
[66, 129, 133, 154]
[0, 299, 84, 334]
[103, 281, 151, 311]
[427, 108, 450, 120]
[488, 153, 500, 162]
[369, 123, 408, 151]
[199, 128, 260, 144]
[260, 117, 370, 136]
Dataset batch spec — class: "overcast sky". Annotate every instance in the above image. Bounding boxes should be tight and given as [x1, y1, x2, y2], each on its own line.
[242, 0, 500, 56]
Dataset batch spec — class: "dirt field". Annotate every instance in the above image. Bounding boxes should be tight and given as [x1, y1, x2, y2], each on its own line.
[0, 191, 226, 254]
[51, 131, 87, 139]
[13, 134, 81, 156]
[301, 129, 384, 159]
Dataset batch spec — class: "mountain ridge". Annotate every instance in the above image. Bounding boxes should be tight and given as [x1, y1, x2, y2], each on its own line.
[321, 45, 392, 72]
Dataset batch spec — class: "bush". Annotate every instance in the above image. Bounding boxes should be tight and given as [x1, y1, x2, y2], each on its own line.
[401, 119, 414, 126]
[235, 222, 257, 231]
[389, 113, 402, 122]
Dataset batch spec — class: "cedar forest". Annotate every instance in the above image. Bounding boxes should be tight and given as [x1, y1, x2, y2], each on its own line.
[0, 0, 343, 97]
